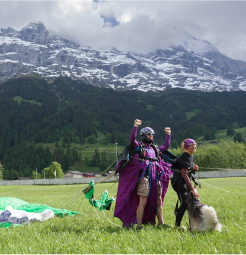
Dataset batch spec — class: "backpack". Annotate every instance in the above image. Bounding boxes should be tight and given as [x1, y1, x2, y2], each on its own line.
[115, 142, 162, 175]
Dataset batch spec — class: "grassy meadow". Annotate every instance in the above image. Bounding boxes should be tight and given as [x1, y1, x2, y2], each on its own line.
[0, 177, 245, 254]
[186, 109, 202, 120]
[13, 96, 42, 106]
[196, 127, 246, 145]
[38, 128, 125, 172]
[35, 125, 246, 173]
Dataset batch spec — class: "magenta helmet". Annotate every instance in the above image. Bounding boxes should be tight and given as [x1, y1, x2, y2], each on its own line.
[184, 139, 197, 149]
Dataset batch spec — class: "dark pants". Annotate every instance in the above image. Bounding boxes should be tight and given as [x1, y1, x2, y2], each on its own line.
[175, 183, 189, 227]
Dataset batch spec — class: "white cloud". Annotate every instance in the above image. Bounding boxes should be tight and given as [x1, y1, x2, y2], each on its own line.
[1, 1, 246, 61]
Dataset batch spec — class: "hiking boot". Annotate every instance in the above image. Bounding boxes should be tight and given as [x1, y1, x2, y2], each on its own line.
[136, 225, 143, 230]
[157, 223, 171, 228]
[175, 226, 186, 231]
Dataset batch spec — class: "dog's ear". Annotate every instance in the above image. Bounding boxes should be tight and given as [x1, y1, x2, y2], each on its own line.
[188, 191, 193, 199]
[186, 191, 193, 205]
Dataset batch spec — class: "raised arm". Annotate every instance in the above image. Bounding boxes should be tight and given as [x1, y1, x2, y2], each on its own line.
[159, 127, 171, 152]
[130, 119, 142, 149]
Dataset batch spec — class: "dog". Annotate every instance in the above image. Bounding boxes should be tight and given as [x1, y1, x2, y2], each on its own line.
[186, 189, 222, 232]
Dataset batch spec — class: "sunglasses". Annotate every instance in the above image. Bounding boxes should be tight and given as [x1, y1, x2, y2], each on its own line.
[187, 143, 196, 146]
[146, 133, 154, 136]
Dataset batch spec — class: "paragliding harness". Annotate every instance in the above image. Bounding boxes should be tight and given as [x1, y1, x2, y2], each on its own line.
[160, 150, 200, 190]
[115, 142, 162, 180]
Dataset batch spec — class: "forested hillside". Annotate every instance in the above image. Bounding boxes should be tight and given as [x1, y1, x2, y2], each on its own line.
[0, 75, 246, 178]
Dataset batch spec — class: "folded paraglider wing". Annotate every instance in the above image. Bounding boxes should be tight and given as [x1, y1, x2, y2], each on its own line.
[84, 181, 115, 211]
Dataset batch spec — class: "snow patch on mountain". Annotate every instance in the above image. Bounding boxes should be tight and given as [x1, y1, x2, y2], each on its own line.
[1, 22, 246, 92]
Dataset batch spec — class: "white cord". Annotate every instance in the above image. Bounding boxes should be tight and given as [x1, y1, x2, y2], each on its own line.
[91, 199, 107, 226]
[92, 200, 121, 227]
[101, 206, 121, 227]
[199, 180, 230, 193]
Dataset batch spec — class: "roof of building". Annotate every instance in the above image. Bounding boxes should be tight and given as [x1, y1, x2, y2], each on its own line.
[209, 140, 218, 144]
[64, 171, 109, 176]
[14, 177, 31, 180]
[64, 171, 83, 175]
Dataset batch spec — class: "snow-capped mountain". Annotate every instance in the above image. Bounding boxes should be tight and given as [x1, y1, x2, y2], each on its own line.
[1, 22, 246, 92]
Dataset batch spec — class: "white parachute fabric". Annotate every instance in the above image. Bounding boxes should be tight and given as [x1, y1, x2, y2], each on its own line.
[0, 205, 54, 222]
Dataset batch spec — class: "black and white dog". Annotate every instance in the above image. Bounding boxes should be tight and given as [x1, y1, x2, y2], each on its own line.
[187, 189, 222, 232]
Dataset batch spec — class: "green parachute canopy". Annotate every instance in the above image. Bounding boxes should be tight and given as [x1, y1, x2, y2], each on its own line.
[85, 181, 115, 211]
[0, 197, 79, 217]
[0, 197, 28, 210]
[0, 197, 80, 229]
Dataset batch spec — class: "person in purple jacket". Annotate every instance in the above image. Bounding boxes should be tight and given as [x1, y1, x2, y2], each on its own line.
[114, 119, 172, 229]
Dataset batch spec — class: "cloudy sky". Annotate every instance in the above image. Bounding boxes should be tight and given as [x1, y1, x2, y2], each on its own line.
[1, 1, 246, 61]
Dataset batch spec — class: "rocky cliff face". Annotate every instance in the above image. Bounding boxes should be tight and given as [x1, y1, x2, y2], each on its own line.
[1, 22, 246, 92]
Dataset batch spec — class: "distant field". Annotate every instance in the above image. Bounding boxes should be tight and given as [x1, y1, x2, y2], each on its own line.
[13, 96, 42, 106]
[71, 155, 117, 172]
[37, 126, 246, 172]
[215, 127, 246, 140]
[186, 109, 201, 120]
[39, 141, 124, 159]
[0, 177, 245, 254]
[38, 128, 125, 172]
[196, 127, 246, 144]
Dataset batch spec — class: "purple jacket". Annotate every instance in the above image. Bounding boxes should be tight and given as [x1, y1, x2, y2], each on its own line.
[114, 126, 172, 227]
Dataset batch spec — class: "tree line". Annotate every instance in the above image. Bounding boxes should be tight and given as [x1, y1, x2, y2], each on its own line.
[170, 140, 246, 170]
[2, 141, 80, 179]
[0, 76, 246, 178]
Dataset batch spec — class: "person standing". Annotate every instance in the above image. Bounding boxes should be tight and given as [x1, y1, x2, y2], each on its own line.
[114, 119, 172, 229]
[173, 138, 199, 229]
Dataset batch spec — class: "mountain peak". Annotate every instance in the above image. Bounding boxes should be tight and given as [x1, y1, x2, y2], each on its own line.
[1, 21, 246, 92]
[21, 22, 46, 32]
[19, 22, 50, 44]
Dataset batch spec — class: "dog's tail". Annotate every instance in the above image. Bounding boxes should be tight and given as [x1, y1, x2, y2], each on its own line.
[201, 205, 222, 232]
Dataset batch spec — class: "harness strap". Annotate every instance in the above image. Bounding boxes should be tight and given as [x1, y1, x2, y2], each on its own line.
[175, 158, 190, 170]
[190, 172, 202, 189]
[137, 142, 161, 162]
[141, 156, 159, 161]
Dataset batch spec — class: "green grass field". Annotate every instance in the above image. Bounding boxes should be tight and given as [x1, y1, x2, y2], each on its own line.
[215, 127, 246, 140]
[38, 141, 124, 172]
[0, 177, 245, 254]
[13, 96, 42, 106]
[196, 127, 246, 145]
[38, 128, 125, 172]
[186, 109, 201, 120]
[36, 124, 246, 172]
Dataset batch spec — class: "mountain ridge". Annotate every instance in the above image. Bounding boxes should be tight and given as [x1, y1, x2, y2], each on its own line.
[1, 22, 246, 92]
